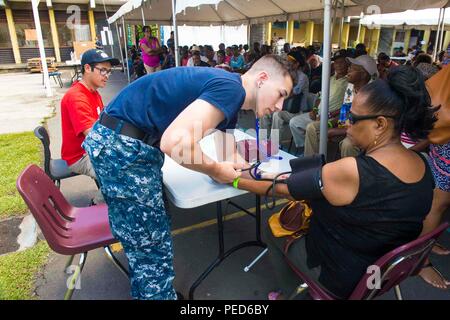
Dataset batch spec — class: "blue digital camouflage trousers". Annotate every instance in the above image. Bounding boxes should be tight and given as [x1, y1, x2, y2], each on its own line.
[83, 121, 176, 300]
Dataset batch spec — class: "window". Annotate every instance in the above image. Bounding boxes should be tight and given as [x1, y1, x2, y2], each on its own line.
[57, 23, 73, 47]
[395, 31, 405, 43]
[0, 21, 12, 48]
[57, 23, 91, 47]
[16, 23, 53, 47]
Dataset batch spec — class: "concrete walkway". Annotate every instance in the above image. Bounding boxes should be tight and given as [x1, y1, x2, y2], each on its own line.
[2, 70, 448, 300]
[0, 72, 63, 134]
[0, 70, 76, 256]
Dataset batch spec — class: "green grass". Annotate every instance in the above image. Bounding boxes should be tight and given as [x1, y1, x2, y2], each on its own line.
[0, 241, 51, 300]
[0, 131, 41, 219]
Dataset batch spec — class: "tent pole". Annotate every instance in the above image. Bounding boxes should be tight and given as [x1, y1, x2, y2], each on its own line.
[356, 12, 362, 45]
[32, 0, 52, 97]
[338, 1, 344, 49]
[171, 0, 180, 67]
[433, 8, 443, 61]
[115, 22, 126, 72]
[330, 0, 338, 46]
[438, 8, 446, 52]
[319, 0, 332, 157]
[247, 21, 251, 46]
[221, 25, 225, 45]
[141, 6, 146, 26]
[122, 17, 130, 83]
[285, 20, 289, 44]
[101, 0, 114, 58]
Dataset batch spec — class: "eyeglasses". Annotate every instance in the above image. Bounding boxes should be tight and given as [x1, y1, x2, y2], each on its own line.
[94, 67, 112, 76]
[348, 111, 396, 125]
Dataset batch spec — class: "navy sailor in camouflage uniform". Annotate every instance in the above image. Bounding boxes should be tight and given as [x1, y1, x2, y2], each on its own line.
[83, 55, 293, 299]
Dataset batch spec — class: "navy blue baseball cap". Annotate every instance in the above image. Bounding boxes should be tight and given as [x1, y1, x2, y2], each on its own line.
[81, 49, 120, 67]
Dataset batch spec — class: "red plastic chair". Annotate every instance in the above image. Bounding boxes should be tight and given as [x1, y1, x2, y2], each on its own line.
[16, 164, 128, 300]
[286, 222, 450, 300]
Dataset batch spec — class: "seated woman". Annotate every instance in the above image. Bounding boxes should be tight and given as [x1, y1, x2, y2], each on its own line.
[234, 66, 436, 299]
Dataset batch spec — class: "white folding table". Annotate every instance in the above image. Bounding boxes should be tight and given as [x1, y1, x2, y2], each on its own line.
[65, 60, 82, 84]
[162, 129, 296, 299]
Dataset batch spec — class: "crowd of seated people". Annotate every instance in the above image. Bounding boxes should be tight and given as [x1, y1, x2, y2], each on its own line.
[251, 45, 449, 295]
[129, 32, 275, 79]
[87, 28, 450, 298]
[298, 44, 450, 291]
[234, 47, 450, 297]
[236, 64, 442, 299]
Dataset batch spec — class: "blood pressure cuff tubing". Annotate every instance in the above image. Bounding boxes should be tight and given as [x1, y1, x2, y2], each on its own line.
[286, 154, 326, 200]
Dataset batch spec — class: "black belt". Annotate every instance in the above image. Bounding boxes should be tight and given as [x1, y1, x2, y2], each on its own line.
[99, 112, 160, 147]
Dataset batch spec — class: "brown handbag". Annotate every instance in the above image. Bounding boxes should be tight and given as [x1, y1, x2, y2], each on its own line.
[268, 201, 312, 238]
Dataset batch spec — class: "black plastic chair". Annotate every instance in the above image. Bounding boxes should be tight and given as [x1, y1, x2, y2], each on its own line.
[34, 126, 78, 187]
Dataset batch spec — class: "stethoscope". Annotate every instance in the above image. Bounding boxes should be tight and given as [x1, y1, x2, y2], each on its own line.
[237, 93, 291, 209]
[238, 117, 283, 180]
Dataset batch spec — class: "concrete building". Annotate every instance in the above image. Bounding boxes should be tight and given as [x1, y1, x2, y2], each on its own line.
[0, 0, 123, 66]
[1, 1, 449, 67]
[253, 17, 449, 58]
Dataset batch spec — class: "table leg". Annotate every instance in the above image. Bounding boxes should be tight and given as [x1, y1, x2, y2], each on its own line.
[188, 197, 266, 300]
[70, 66, 77, 84]
[255, 195, 262, 242]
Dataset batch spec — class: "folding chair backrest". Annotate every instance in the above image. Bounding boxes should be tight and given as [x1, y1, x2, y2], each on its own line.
[349, 222, 449, 300]
[16, 164, 75, 254]
[34, 126, 52, 178]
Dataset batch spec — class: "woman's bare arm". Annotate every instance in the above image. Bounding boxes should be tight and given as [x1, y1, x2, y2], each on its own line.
[235, 178, 294, 200]
[236, 157, 359, 206]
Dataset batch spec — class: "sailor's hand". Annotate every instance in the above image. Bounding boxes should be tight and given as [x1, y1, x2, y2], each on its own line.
[211, 162, 245, 184]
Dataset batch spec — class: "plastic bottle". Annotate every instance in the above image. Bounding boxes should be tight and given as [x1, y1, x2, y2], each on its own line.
[338, 103, 351, 128]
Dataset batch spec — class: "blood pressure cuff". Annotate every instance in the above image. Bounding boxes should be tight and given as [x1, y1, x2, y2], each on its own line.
[286, 154, 326, 200]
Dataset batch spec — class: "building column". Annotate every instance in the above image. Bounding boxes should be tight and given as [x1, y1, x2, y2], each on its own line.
[305, 21, 314, 46]
[422, 28, 431, 49]
[287, 20, 294, 44]
[266, 22, 272, 45]
[358, 26, 366, 45]
[404, 29, 412, 51]
[155, 24, 160, 42]
[48, 8, 61, 62]
[5, 7, 21, 64]
[442, 30, 450, 52]
[368, 28, 381, 56]
[340, 23, 350, 49]
[88, 9, 96, 42]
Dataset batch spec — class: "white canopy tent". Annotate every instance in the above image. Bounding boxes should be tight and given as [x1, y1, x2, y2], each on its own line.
[109, 0, 362, 26]
[108, 0, 450, 26]
[360, 8, 450, 26]
[108, 0, 450, 156]
[361, 7, 450, 61]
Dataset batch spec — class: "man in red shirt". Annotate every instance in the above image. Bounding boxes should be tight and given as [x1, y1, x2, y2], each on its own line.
[61, 49, 118, 203]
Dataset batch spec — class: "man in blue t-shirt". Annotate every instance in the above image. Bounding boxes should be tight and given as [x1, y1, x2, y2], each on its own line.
[83, 55, 294, 300]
